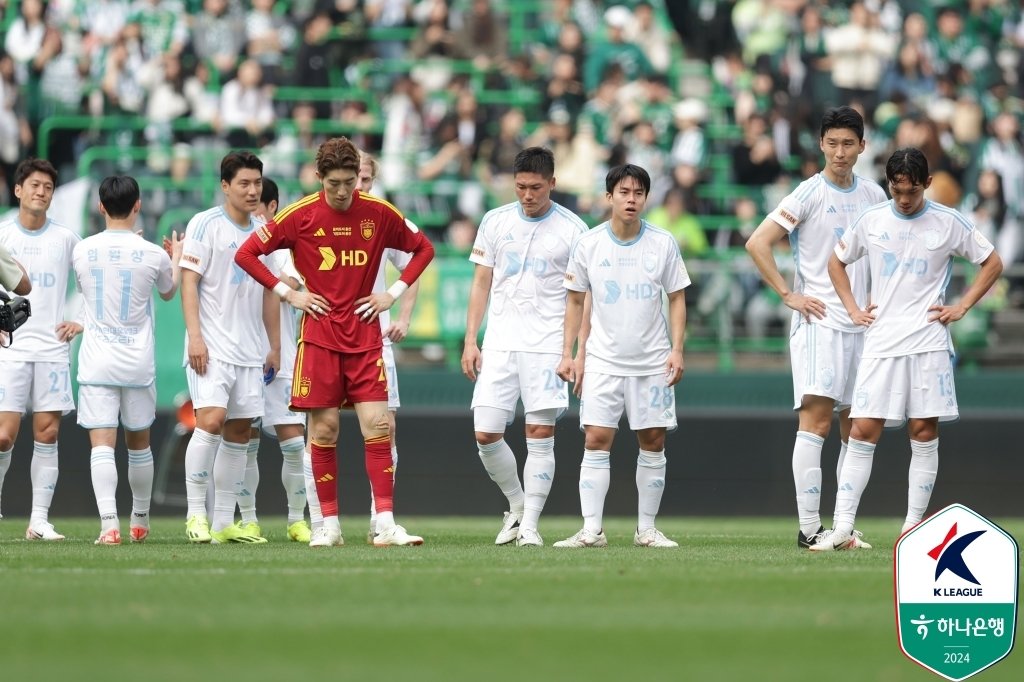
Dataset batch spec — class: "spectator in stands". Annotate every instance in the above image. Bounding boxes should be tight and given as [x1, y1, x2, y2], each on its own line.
[245, 0, 297, 85]
[364, 0, 414, 61]
[445, 211, 477, 255]
[731, 112, 782, 188]
[78, 0, 131, 57]
[100, 32, 146, 115]
[582, 5, 651, 93]
[291, 11, 337, 119]
[182, 60, 222, 135]
[647, 185, 708, 258]
[143, 54, 191, 144]
[453, 0, 508, 71]
[825, 1, 896, 117]
[4, 0, 62, 135]
[731, 0, 790, 66]
[542, 52, 586, 125]
[480, 107, 526, 206]
[963, 169, 1022, 266]
[879, 43, 936, 112]
[380, 73, 427, 201]
[789, 3, 835, 129]
[624, 1, 671, 74]
[191, 0, 246, 77]
[669, 98, 706, 187]
[0, 53, 29, 203]
[409, 0, 459, 59]
[218, 58, 275, 148]
[671, 0, 738, 62]
[932, 5, 996, 92]
[977, 112, 1024, 231]
[130, 0, 190, 60]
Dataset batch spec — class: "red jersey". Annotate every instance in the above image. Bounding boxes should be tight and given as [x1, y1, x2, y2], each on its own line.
[235, 190, 434, 353]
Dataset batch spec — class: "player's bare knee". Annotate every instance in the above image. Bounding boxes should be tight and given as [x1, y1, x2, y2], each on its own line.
[0, 432, 13, 452]
[908, 420, 938, 442]
[33, 423, 59, 444]
[475, 431, 503, 446]
[524, 423, 554, 439]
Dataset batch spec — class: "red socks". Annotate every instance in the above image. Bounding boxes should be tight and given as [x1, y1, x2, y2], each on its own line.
[365, 435, 394, 513]
[310, 441, 338, 517]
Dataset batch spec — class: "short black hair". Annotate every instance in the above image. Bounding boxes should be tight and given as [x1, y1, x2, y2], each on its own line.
[261, 177, 279, 206]
[605, 163, 651, 195]
[14, 158, 58, 187]
[512, 147, 555, 179]
[820, 105, 865, 141]
[98, 175, 140, 219]
[885, 147, 930, 186]
[221, 150, 263, 184]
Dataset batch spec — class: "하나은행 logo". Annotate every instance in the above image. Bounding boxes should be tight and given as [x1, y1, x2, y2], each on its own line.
[895, 503, 1018, 681]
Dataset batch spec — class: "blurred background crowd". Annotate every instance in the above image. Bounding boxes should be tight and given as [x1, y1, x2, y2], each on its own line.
[1, 0, 1022, 367]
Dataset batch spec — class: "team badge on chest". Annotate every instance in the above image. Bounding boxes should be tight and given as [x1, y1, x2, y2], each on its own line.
[361, 219, 375, 240]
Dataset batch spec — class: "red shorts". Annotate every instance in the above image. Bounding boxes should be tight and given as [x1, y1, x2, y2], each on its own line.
[290, 342, 387, 410]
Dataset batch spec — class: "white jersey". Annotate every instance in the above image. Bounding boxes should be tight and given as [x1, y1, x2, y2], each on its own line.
[262, 249, 298, 379]
[835, 200, 995, 359]
[376, 247, 412, 347]
[768, 172, 886, 333]
[73, 230, 174, 386]
[180, 206, 266, 368]
[470, 201, 587, 353]
[0, 217, 79, 362]
[565, 221, 691, 375]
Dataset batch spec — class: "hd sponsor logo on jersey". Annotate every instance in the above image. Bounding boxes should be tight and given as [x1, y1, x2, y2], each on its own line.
[318, 247, 367, 270]
[895, 503, 1018, 681]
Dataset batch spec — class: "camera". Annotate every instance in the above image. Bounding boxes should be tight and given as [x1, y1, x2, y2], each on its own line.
[0, 290, 32, 345]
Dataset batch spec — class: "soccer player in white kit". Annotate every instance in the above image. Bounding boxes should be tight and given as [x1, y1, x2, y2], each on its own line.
[810, 148, 1004, 551]
[240, 177, 312, 544]
[180, 151, 275, 544]
[0, 158, 81, 540]
[462, 147, 588, 547]
[746, 106, 885, 549]
[556, 164, 689, 548]
[72, 176, 183, 544]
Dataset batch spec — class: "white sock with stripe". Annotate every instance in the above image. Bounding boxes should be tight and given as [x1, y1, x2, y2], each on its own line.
[636, 449, 667, 531]
[792, 431, 824, 536]
[127, 447, 153, 528]
[90, 446, 118, 532]
[521, 436, 555, 533]
[280, 436, 307, 523]
[30, 441, 59, 525]
[906, 438, 939, 528]
[580, 449, 611, 533]
[833, 438, 875, 535]
[185, 428, 219, 519]
[238, 436, 260, 524]
[212, 440, 248, 532]
[478, 438, 524, 515]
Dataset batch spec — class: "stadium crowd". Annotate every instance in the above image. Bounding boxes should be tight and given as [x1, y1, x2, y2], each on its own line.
[1, 0, 1022, 334]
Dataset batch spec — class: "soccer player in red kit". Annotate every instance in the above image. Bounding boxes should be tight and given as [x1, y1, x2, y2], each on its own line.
[235, 137, 434, 546]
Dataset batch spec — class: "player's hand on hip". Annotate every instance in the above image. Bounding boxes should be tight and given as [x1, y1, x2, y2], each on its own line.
[784, 292, 826, 322]
[461, 344, 482, 381]
[188, 337, 209, 375]
[354, 292, 394, 323]
[287, 290, 330, 319]
[928, 303, 967, 325]
[849, 303, 877, 327]
[56, 321, 82, 343]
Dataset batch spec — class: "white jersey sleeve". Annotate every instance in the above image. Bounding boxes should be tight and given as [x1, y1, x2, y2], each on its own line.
[0, 218, 79, 362]
[73, 231, 171, 386]
[568, 221, 690, 375]
[180, 207, 266, 367]
[471, 202, 588, 353]
[769, 173, 887, 333]
[261, 249, 298, 379]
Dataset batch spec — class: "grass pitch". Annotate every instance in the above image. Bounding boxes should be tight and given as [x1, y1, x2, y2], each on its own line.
[1, 516, 1020, 682]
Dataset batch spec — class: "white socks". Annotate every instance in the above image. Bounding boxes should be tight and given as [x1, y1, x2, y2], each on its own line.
[303, 444, 322, 529]
[185, 428, 219, 519]
[280, 436, 307, 524]
[580, 449, 611, 533]
[90, 446, 118, 531]
[834, 437, 876, 534]
[30, 441, 59, 525]
[521, 436, 555, 533]
[211, 440, 247, 532]
[906, 438, 939, 529]
[792, 431, 824, 536]
[478, 438, 524, 514]
[127, 447, 153, 529]
[238, 436, 260, 525]
[636, 449, 667, 531]
[0, 447, 11, 516]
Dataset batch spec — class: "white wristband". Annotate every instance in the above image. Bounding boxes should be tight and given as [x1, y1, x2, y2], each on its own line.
[387, 281, 408, 300]
[272, 281, 290, 298]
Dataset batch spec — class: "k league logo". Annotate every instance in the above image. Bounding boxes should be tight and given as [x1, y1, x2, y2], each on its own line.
[895, 504, 1018, 681]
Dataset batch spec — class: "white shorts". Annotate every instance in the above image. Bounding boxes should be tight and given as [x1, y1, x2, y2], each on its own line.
[77, 384, 157, 431]
[261, 374, 305, 434]
[790, 321, 863, 410]
[579, 372, 678, 432]
[185, 358, 263, 420]
[0, 360, 75, 415]
[850, 351, 959, 428]
[471, 349, 568, 414]
[383, 344, 400, 410]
